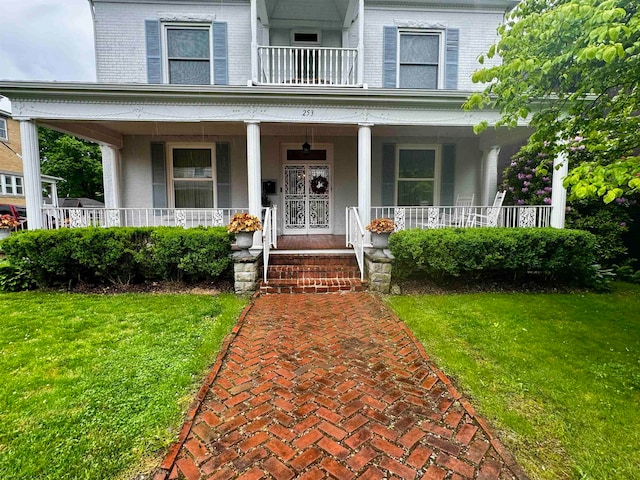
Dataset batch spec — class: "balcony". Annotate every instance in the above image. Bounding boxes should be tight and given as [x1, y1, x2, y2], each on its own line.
[257, 46, 359, 87]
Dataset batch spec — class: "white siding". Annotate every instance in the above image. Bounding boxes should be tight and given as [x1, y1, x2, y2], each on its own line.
[363, 6, 504, 90]
[93, 1, 251, 85]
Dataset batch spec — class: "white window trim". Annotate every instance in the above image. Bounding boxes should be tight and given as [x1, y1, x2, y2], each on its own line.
[290, 30, 322, 46]
[166, 143, 217, 208]
[161, 23, 213, 85]
[396, 29, 445, 89]
[0, 117, 7, 142]
[395, 144, 442, 206]
[0, 174, 24, 197]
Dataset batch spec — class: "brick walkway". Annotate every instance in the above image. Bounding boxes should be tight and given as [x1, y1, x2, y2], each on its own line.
[155, 293, 529, 480]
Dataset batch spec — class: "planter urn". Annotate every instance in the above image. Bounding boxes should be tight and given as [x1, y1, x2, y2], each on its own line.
[235, 231, 254, 257]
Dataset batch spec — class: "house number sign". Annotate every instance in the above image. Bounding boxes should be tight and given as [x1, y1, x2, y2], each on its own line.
[302, 109, 314, 117]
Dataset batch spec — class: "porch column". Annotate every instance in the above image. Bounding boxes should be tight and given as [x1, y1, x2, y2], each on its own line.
[551, 151, 568, 228]
[481, 145, 500, 205]
[100, 144, 121, 209]
[358, 123, 372, 240]
[250, 0, 258, 84]
[246, 121, 262, 246]
[20, 120, 43, 230]
[357, 0, 365, 85]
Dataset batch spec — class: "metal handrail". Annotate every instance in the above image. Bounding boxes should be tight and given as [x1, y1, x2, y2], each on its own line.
[346, 207, 365, 281]
[262, 207, 277, 283]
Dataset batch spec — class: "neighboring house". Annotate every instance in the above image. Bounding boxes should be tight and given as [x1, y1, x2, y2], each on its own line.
[0, 97, 61, 211]
[0, 0, 568, 242]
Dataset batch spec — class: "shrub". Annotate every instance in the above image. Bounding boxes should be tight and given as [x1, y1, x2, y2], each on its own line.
[145, 227, 233, 282]
[0, 227, 233, 288]
[389, 228, 598, 286]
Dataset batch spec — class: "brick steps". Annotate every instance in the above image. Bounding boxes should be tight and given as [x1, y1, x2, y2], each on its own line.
[260, 252, 365, 294]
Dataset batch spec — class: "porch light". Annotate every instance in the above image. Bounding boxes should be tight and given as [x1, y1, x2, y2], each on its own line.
[302, 129, 311, 155]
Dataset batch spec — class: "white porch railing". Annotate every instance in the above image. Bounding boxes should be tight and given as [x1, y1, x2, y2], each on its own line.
[371, 205, 553, 230]
[345, 207, 365, 280]
[41, 207, 249, 230]
[257, 46, 359, 86]
[262, 206, 277, 283]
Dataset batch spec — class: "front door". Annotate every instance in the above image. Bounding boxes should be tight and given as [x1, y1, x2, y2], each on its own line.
[283, 163, 332, 234]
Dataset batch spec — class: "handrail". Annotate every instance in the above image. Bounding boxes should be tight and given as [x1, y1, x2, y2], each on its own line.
[346, 207, 365, 281]
[371, 205, 553, 230]
[257, 46, 358, 86]
[39, 207, 248, 229]
[262, 207, 276, 283]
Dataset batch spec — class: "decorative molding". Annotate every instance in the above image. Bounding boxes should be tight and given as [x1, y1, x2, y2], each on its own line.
[157, 13, 215, 22]
[394, 20, 447, 29]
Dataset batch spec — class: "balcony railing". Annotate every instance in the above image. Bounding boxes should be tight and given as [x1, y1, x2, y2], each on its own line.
[41, 207, 248, 230]
[371, 205, 553, 230]
[257, 46, 358, 86]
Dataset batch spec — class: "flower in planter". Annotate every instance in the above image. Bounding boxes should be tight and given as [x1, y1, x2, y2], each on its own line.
[366, 218, 396, 234]
[0, 214, 20, 230]
[227, 213, 263, 233]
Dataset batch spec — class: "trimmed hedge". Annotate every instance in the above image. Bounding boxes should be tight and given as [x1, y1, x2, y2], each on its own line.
[0, 226, 233, 288]
[389, 228, 598, 285]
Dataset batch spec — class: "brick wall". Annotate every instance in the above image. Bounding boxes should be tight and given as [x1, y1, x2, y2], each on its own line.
[0, 116, 26, 206]
[363, 6, 504, 90]
[93, 1, 251, 85]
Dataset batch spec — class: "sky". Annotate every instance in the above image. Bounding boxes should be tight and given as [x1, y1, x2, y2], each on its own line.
[0, 0, 96, 83]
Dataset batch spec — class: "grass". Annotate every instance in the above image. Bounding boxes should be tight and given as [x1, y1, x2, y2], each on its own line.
[386, 283, 640, 480]
[0, 292, 247, 480]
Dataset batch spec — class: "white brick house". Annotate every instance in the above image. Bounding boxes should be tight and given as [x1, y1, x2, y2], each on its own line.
[0, 0, 568, 252]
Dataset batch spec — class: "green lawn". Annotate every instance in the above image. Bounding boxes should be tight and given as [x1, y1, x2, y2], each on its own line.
[0, 292, 247, 480]
[386, 283, 640, 480]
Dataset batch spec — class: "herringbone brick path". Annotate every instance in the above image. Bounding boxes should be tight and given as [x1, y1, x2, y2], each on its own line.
[156, 293, 529, 480]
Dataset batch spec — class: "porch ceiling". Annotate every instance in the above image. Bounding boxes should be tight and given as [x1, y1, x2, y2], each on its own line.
[263, 0, 352, 28]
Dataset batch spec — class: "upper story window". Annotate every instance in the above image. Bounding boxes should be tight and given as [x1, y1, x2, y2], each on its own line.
[0, 117, 7, 142]
[383, 26, 458, 90]
[398, 31, 444, 89]
[165, 26, 211, 85]
[145, 20, 227, 86]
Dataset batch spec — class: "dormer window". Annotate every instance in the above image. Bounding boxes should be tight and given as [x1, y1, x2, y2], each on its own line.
[165, 26, 211, 85]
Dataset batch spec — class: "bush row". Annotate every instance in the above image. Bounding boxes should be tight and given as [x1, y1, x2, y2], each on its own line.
[389, 228, 599, 286]
[0, 227, 233, 288]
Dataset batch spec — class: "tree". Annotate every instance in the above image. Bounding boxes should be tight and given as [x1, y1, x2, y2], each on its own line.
[39, 128, 104, 201]
[465, 0, 640, 203]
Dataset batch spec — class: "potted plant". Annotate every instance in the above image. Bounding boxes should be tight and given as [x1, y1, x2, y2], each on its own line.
[0, 214, 19, 240]
[366, 218, 396, 251]
[227, 213, 263, 254]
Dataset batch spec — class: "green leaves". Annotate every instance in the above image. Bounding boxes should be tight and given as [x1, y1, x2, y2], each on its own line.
[467, 0, 640, 202]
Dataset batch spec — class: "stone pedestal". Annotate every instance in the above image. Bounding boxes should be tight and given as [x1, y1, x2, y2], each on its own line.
[233, 252, 262, 294]
[365, 249, 393, 294]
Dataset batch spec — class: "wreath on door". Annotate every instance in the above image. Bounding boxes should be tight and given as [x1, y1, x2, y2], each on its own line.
[310, 175, 329, 194]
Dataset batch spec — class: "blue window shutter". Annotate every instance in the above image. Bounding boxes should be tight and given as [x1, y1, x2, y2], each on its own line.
[213, 22, 228, 85]
[151, 143, 167, 208]
[445, 28, 459, 90]
[383, 26, 397, 88]
[440, 144, 455, 205]
[145, 20, 162, 84]
[216, 143, 231, 208]
[382, 144, 395, 205]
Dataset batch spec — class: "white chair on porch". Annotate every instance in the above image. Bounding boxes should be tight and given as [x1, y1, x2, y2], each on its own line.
[466, 191, 506, 227]
[440, 193, 475, 227]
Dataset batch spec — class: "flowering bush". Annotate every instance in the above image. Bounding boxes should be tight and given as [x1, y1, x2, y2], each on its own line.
[366, 218, 396, 234]
[0, 214, 19, 230]
[227, 213, 262, 233]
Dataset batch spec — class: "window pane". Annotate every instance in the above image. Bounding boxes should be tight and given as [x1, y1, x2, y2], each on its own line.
[0, 119, 7, 140]
[15, 177, 23, 194]
[167, 29, 209, 58]
[399, 149, 435, 178]
[398, 181, 434, 206]
[399, 65, 437, 89]
[169, 60, 210, 85]
[400, 34, 439, 64]
[174, 180, 214, 208]
[173, 149, 212, 178]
